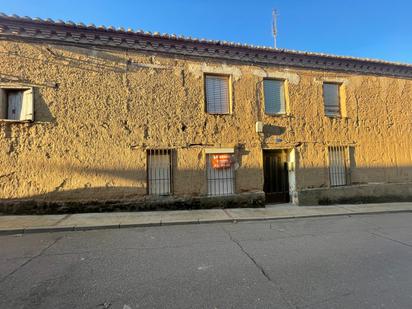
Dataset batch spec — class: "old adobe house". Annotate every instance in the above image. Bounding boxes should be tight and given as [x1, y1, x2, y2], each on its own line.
[0, 13, 411, 213]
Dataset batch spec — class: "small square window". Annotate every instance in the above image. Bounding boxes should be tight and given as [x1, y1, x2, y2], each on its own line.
[205, 74, 230, 114]
[0, 88, 34, 121]
[323, 83, 341, 117]
[263, 79, 286, 114]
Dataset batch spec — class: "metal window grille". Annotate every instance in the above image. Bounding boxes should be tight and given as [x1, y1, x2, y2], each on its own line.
[205, 75, 230, 114]
[323, 83, 341, 116]
[328, 146, 348, 187]
[147, 149, 173, 195]
[263, 79, 286, 114]
[206, 154, 235, 196]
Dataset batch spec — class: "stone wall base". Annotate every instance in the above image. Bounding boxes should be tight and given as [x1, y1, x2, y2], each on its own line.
[0, 191, 265, 215]
[297, 182, 412, 205]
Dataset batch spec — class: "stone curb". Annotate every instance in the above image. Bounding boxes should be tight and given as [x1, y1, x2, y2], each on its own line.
[0, 208, 412, 236]
[0, 228, 25, 235]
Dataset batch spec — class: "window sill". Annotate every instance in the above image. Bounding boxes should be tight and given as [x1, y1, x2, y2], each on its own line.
[265, 113, 292, 118]
[206, 113, 232, 116]
[0, 119, 33, 124]
[329, 183, 351, 188]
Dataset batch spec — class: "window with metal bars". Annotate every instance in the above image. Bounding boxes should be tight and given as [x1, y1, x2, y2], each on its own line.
[323, 83, 341, 117]
[328, 146, 349, 187]
[263, 79, 286, 114]
[205, 74, 230, 114]
[147, 149, 173, 195]
[206, 153, 235, 196]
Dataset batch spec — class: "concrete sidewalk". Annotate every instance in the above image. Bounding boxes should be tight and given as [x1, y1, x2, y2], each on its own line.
[1, 202, 412, 235]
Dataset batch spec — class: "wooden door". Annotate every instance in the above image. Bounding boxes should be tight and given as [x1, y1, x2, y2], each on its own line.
[263, 150, 290, 203]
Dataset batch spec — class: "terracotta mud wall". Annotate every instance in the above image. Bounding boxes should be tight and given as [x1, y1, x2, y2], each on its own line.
[0, 39, 411, 207]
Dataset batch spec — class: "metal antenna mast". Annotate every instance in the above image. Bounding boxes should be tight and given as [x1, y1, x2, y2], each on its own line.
[272, 9, 279, 48]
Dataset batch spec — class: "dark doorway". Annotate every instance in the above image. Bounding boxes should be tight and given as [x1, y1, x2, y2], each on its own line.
[263, 150, 290, 203]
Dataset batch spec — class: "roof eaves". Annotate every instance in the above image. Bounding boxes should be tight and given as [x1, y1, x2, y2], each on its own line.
[1, 12, 412, 78]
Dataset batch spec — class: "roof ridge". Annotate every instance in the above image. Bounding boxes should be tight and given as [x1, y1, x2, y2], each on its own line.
[1, 12, 412, 71]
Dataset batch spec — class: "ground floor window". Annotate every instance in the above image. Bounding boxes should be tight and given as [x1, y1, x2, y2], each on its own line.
[147, 149, 173, 195]
[206, 153, 235, 196]
[328, 146, 349, 186]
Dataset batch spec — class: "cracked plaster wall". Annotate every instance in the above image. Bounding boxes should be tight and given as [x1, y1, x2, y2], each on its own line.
[0, 39, 411, 202]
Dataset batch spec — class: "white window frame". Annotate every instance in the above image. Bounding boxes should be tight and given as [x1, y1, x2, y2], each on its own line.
[323, 82, 341, 117]
[0, 87, 34, 122]
[204, 74, 231, 114]
[263, 78, 286, 115]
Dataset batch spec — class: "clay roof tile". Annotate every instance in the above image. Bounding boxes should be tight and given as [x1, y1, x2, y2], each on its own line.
[0, 12, 411, 74]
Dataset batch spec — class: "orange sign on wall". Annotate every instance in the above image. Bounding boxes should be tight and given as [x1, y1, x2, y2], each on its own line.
[211, 154, 232, 169]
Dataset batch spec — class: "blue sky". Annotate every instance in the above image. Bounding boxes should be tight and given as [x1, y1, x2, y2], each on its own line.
[1, 0, 412, 63]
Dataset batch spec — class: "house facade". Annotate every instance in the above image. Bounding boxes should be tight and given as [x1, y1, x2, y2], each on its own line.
[0, 14, 411, 213]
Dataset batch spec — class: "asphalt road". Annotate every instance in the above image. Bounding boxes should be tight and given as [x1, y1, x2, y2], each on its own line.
[1, 213, 412, 309]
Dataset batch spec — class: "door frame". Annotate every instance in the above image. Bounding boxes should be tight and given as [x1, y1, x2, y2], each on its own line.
[262, 148, 294, 204]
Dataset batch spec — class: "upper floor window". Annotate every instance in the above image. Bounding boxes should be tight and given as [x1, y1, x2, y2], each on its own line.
[263, 79, 286, 115]
[0, 87, 34, 121]
[323, 82, 341, 117]
[205, 74, 231, 114]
